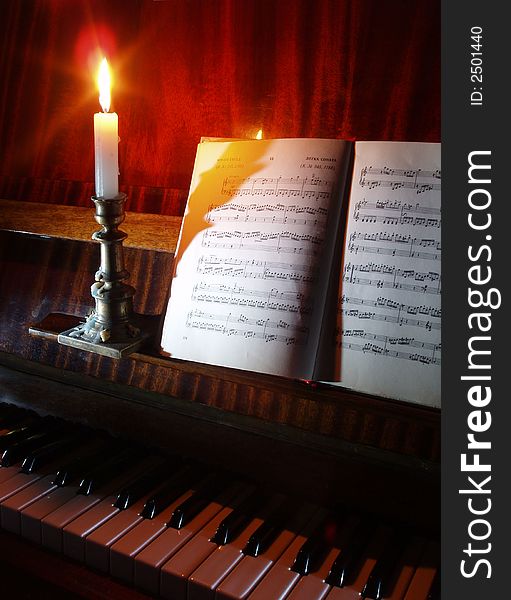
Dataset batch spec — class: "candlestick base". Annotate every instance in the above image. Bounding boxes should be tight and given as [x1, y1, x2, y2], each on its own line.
[58, 312, 151, 358]
[58, 193, 152, 358]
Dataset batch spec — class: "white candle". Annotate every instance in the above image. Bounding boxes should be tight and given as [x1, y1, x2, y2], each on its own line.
[94, 58, 119, 198]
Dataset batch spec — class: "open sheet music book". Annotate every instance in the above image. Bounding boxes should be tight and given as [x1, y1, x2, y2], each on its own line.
[161, 139, 441, 407]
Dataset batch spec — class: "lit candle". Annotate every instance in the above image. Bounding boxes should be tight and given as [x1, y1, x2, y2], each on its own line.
[94, 58, 119, 198]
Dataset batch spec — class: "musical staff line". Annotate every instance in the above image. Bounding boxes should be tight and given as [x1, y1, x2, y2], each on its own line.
[197, 255, 319, 283]
[348, 241, 440, 261]
[361, 166, 441, 179]
[340, 308, 439, 332]
[342, 274, 441, 295]
[354, 199, 440, 215]
[340, 341, 441, 366]
[340, 329, 441, 365]
[191, 282, 314, 314]
[207, 202, 329, 217]
[359, 165, 441, 195]
[201, 230, 324, 256]
[353, 212, 441, 228]
[221, 174, 334, 201]
[344, 262, 441, 282]
[185, 309, 309, 345]
[349, 231, 441, 248]
[340, 294, 441, 319]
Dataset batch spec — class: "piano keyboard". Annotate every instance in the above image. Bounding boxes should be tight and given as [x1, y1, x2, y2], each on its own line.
[0, 402, 440, 599]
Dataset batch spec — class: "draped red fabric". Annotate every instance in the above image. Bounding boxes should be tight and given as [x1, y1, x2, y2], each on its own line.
[0, 0, 440, 215]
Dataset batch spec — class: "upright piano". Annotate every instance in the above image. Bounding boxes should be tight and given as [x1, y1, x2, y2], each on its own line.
[0, 198, 440, 599]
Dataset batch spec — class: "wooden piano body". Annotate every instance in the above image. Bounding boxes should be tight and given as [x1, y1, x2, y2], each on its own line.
[0, 199, 439, 598]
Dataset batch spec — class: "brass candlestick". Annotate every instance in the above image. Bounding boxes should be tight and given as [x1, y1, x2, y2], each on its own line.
[58, 193, 148, 358]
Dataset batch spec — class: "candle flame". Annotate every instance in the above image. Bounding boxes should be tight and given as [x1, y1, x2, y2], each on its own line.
[97, 58, 111, 112]
[255, 129, 263, 140]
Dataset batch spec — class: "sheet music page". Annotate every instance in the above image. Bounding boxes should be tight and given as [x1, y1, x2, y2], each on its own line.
[161, 138, 352, 378]
[333, 141, 441, 406]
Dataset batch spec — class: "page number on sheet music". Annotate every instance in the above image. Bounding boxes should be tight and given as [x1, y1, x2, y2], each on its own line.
[470, 26, 483, 107]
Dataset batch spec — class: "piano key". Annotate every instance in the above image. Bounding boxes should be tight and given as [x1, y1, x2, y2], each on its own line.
[158, 485, 255, 599]
[77, 446, 140, 495]
[85, 473, 181, 573]
[0, 441, 94, 533]
[1, 473, 58, 533]
[378, 537, 426, 600]
[52, 439, 119, 487]
[285, 515, 360, 600]
[426, 570, 440, 600]
[167, 472, 232, 529]
[0, 468, 45, 503]
[21, 431, 87, 474]
[215, 502, 318, 600]
[187, 493, 285, 600]
[21, 483, 81, 543]
[109, 467, 206, 583]
[62, 456, 160, 562]
[326, 519, 375, 588]
[0, 461, 22, 484]
[243, 501, 299, 558]
[0, 418, 56, 450]
[361, 531, 408, 599]
[139, 463, 199, 520]
[19, 440, 117, 543]
[133, 478, 242, 595]
[1, 425, 68, 467]
[245, 509, 328, 600]
[322, 526, 394, 600]
[40, 453, 151, 553]
[291, 513, 345, 576]
[402, 541, 439, 600]
[211, 489, 271, 546]
[114, 459, 175, 510]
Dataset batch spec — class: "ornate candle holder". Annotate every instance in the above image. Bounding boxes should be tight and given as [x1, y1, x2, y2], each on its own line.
[58, 193, 148, 358]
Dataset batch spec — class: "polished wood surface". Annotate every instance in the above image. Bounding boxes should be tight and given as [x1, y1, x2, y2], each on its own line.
[0, 198, 439, 528]
[0, 199, 182, 252]
[0, 199, 440, 464]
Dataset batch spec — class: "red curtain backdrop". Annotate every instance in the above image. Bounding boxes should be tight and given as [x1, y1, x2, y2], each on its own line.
[0, 0, 440, 215]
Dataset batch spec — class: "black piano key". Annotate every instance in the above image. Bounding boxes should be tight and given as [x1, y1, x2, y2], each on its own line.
[140, 465, 203, 519]
[52, 440, 119, 487]
[0, 417, 57, 450]
[427, 570, 440, 600]
[291, 514, 340, 575]
[114, 459, 181, 510]
[211, 489, 270, 546]
[20, 431, 87, 474]
[361, 531, 408, 600]
[77, 447, 140, 495]
[1, 425, 68, 467]
[242, 501, 291, 557]
[326, 519, 375, 587]
[167, 472, 231, 529]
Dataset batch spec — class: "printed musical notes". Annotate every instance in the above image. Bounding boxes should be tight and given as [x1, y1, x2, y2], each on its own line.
[196, 256, 319, 283]
[359, 165, 441, 194]
[161, 138, 352, 378]
[161, 138, 441, 406]
[186, 309, 309, 345]
[340, 329, 441, 365]
[336, 141, 441, 406]
[347, 231, 441, 261]
[221, 173, 333, 201]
